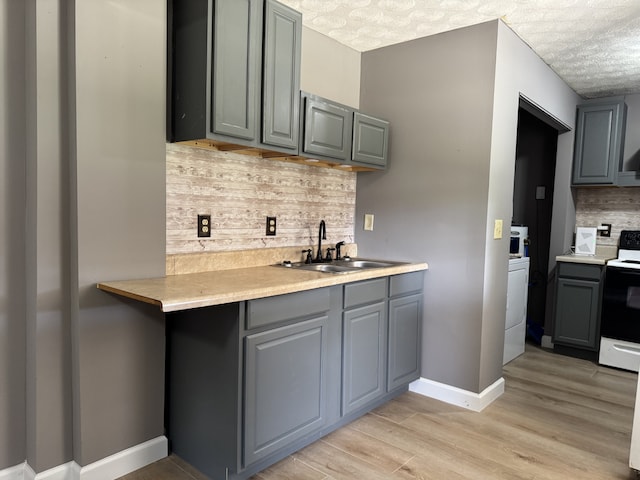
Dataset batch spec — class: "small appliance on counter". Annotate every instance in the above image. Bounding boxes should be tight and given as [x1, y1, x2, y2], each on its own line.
[510, 225, 528, 257]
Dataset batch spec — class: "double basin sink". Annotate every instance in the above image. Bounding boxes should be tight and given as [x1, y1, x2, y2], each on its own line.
[276, 258, 407, 274]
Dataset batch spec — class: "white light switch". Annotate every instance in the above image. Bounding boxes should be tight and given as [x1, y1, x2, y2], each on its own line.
[364, 214, 374, 231]
[493, 219, 503, 239]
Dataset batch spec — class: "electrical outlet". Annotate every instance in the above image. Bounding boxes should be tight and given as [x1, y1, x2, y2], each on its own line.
[493, 219, 503, 239]
[599, 223, 612, 237]
[266, 216, 277, 236]
[197, 214, 211, 237]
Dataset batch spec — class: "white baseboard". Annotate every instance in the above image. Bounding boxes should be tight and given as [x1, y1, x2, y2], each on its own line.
[0, 463, 25, 480]
[0, 437, 167, 480]
[26, 462, 74, 480]
[74, 436, 167, 480]
[409, 376, 505, 412]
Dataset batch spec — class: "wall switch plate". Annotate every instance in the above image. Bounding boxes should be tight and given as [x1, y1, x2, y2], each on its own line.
[364, 214, 374, 231]
[536, 186, 546, 200]
[197, 214, 211, 237]
[493, 219, 503, 239]
[266, 216, 277, 236]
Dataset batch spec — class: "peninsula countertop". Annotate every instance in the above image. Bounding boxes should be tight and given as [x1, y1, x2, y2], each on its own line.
[97, 261, 428, 313]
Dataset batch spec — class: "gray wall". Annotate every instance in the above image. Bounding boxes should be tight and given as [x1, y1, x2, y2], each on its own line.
[24, 0, 73, 471]
[72, 0, 167, 465]
[300, 27, 361, 109]
[357, 20, 580, 394]
[0, 0, 27, 470]
[357, 22, 498, 393]
[0, 0, 166, 473]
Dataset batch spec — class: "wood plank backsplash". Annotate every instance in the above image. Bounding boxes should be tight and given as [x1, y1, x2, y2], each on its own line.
[167, 143, 357, 255]
[575, 187, 640, 246]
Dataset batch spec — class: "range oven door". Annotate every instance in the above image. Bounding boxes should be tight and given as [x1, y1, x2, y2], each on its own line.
[601, 266, 640, 343]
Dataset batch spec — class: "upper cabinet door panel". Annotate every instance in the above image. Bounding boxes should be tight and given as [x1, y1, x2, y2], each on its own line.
[302, 94, 353, 161]
[572, 100, 626, 185]
[210, 0, 262, 140]
[352, 112, 389, 168]
[262, 0, 301, 150]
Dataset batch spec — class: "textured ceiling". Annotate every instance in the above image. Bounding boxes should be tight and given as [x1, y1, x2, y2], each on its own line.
[280, 0, 640, 99]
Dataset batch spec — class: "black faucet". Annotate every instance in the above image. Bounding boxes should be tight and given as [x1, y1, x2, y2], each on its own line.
[316, 220, 326, 262]
[335, 241, 345, 260]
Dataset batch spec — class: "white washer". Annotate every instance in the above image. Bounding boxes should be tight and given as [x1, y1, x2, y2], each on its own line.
[504, 256, 530, 365]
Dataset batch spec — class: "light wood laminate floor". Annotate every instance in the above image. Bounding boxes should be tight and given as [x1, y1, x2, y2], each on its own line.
[118, 344, 639, 479]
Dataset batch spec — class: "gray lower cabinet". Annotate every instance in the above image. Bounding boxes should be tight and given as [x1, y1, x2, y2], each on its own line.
[572, 99, 626, 186]
[553, 262, 604, 351]
[388, 273, 423, 389]
[342, 278, 387, 415]
[244, 316, 328, 465]
[388, 293, 422, 390]
[166, 272, 423, 479]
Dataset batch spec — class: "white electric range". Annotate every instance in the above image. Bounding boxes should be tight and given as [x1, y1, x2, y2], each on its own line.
[599, 230, 640, 372]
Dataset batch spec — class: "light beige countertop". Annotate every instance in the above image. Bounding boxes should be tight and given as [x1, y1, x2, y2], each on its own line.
[555, 245, 617, 266]
[97, 262, 428, 313]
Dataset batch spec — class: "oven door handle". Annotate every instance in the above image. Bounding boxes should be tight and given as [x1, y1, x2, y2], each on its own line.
[612, 344, 640, 356]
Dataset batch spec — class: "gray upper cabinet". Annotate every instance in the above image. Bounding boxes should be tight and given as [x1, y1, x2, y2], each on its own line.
[301, 92, 353, 162]
[262, 0, 301, 150]
[352, 112, 389, 168]
[572, 99, 627, 185]
[211, 0, 262, 141]
[168, 0, 301, 154]
[300, 92, 389, 169]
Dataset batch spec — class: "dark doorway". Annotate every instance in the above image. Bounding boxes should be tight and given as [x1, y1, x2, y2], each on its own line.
[513, 107, 559, 333]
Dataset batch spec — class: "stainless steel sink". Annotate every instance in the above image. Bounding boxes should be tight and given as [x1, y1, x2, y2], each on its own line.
[291, 264, 357, 274]
[275, 258, 407, 274]
[334, 259, 398, 268]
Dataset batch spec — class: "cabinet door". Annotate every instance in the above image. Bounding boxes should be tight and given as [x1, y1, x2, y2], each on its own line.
[210, 0, 262, 140]
[553, 278, 600, 349]
[352, 112, 389, 168]
[262, 0, 301, 151]
[388, 294, 422, 390]
[572, 101, 625, 185]
[244, 316, 327, 466]
[301, 94, 353, 161]
[342, 302, 386, 415]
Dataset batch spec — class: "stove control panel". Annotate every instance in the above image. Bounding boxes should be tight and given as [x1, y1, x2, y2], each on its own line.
[620, 230, 640, 250]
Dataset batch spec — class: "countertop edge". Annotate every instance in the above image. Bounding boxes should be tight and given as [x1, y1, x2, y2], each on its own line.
[97, 262, 428, 313]
[555, 254, 614, 266]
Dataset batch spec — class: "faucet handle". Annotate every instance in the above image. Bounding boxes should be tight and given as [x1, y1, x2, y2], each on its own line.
[301, 249, 313, 264]
[335, 241, 345, 260]
[325, 247, 336, 262]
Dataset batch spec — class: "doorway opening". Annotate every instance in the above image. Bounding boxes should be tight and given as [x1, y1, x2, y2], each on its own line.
[513, 99, 566, 340]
